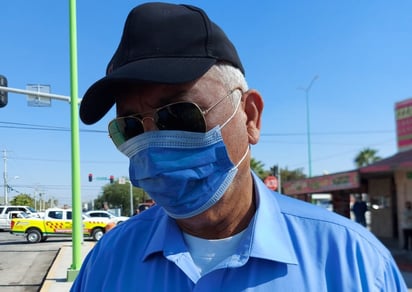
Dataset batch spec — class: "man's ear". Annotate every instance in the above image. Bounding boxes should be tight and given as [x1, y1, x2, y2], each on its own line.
[243, 89, 263, 145]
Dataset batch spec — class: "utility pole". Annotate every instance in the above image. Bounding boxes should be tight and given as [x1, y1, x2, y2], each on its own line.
[2, 149, 8, 205]
[127, 180, 134, 216]
[298, 75, 319, 177]
[39, 193, 43, 211]
[276, 165, 282, 193]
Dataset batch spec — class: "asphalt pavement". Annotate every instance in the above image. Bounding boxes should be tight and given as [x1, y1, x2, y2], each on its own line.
[39, 238, 412, 291]
[379, 237, 412, 290]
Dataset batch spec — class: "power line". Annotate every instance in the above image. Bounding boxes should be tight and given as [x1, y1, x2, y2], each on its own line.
[1, 120, 393, 136]
[6, 155, 125, 165]
[261, 130, 394, 136]
[0, 121, 106, 133]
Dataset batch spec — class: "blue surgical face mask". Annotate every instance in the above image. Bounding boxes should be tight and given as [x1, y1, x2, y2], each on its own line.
[117, 95, 249, 219]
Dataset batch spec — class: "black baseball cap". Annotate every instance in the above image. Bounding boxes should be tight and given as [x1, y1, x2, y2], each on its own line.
[80, 2, 244, 125]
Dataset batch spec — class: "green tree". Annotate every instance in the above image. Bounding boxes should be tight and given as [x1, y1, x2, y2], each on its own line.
[10, 193, 34, 207]
[250, 158, 307, 183]
[354, 148, 382, 167]
[279, 166, 307, 182]
[94, 182, 147, 216]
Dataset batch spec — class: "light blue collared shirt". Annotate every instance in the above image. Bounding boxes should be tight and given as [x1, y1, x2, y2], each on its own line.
[71, 172, 407, 291]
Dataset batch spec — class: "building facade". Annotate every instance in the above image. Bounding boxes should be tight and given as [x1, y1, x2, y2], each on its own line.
[282, 97, 412, 245]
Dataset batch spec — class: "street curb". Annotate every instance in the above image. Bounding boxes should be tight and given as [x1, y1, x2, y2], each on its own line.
[40, 241, 95, 292]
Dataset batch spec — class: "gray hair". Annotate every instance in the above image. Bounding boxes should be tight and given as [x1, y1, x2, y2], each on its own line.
[208, 63, 248, 107]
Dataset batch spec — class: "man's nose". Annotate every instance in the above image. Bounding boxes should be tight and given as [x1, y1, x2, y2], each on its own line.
[141, 116, 158, 132]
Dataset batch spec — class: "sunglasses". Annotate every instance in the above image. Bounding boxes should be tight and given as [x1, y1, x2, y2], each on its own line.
[108, 88, 241, 147]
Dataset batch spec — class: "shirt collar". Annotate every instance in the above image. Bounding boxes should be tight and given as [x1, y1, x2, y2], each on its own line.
[143, 213, 186, 261]
[248, 172, 298, 265]
[142, 171, 298, 266]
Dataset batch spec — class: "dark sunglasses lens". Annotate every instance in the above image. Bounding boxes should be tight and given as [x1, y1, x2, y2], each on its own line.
[109, 117, 144, 147]
[155, 103, 206, 132]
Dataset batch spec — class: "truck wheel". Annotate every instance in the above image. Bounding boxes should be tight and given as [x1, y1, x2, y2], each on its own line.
[92, 228, 104, 241]
[26, 229, 42, 243]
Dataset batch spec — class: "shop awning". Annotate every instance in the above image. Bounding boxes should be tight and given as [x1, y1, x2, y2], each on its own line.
[359, 149, 412, 173]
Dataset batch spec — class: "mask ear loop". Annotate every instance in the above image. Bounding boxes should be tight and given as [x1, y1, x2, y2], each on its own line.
[221, 89, 243, 129]
[234, 145, 250, 168]
[220, 89, 250, 168]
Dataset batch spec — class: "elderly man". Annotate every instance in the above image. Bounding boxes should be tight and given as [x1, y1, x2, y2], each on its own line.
[71, 3, 406, 291]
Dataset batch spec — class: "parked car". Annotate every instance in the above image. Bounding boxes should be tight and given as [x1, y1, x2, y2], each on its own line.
[84, 210, 129, 225]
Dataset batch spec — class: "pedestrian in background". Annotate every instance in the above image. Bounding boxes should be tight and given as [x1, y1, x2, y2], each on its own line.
[352, 195, 368, 227]
[71, 2, 407, 291]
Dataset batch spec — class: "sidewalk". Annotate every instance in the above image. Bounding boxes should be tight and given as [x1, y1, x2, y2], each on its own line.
[40, 238, 412, 291]
[40, 241, 95, 292]
[379, 237, 412, 290]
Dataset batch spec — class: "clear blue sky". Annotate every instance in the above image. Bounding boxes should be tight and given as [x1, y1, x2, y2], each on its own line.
[1, 1, 411, 206]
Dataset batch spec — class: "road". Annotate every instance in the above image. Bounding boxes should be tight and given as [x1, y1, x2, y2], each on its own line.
[0, 231, 69, 291]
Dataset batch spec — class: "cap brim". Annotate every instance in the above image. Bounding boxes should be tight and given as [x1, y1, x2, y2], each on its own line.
[80, 57, 216, 125]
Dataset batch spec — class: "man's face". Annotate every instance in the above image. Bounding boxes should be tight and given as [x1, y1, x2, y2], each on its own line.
[114, 74, 251, 167]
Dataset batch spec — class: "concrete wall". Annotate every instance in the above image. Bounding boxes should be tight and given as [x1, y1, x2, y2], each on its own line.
[369, 177, 393, 238]
[395, 170, 412, 246]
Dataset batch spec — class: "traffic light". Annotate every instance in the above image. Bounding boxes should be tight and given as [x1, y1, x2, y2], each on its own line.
[88, 173, 93, 182]
[109, 175, 114, 184]
[0, 75, 8, 108]
[272, 165, 279, 176]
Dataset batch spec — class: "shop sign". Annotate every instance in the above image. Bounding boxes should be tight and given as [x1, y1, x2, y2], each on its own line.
[283, 171, 360, 195]
[396, 97, 412, 152]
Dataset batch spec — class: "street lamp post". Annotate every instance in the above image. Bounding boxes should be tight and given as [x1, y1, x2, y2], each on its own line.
[298, 75, 319, 177]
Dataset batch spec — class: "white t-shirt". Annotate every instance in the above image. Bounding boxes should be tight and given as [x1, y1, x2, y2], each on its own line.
[183, 229, 246, 276]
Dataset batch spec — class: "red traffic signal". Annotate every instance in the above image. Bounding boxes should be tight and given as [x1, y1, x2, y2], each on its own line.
[88, 173, 93, 182]
[109, 175, 114, 184]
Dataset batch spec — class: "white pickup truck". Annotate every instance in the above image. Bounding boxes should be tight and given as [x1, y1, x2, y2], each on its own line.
[0, 205, 37, 230]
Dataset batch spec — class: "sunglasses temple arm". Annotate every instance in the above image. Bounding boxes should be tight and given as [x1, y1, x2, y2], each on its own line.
[202, 88, 241, 115]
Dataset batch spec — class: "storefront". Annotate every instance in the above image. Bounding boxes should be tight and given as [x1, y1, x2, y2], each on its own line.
[360, 149, 412, 240]
[282, 149, 412, 242]
[283, 170, 362, 218]
[281, 97, 412, 244]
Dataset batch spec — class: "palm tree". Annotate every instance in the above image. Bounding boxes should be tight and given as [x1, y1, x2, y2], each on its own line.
[354, 148, 382, 168]
[250, 158, 269, 180]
